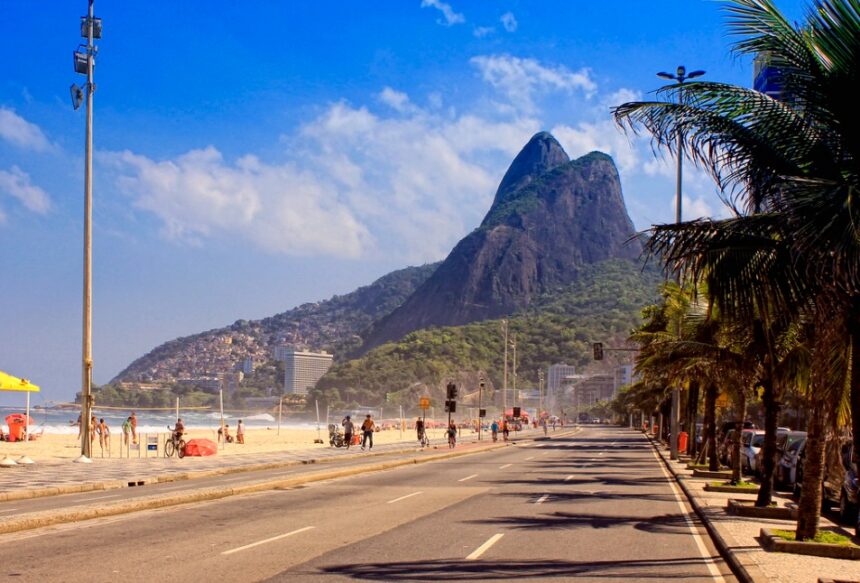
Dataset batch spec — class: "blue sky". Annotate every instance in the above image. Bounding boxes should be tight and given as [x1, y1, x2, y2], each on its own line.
[1, 0, 806, 402]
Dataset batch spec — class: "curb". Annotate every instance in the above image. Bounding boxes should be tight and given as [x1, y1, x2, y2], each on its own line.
[646, 433, 763, 583]
[0, 430, 581, 535]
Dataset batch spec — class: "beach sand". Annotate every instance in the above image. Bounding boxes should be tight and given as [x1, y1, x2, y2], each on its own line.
[0, 425, 465, 461]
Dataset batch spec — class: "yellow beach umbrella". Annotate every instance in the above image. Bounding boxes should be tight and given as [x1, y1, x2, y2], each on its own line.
[0, 370, 41, 393]
[1, 371, 40, 450]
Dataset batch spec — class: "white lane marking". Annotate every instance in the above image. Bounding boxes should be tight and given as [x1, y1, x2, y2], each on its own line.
[78, 494, 121, 501]
[0, 508, 19, 514]
[650, 448, 725, 582]
[535, 494, 549, 504]
[458, 474, 479, 482]
[540, 452, 549, 456]
[387, 491, 423, 504]
[221, 526, 315, 556]
[499, 463, 512, 469]
[564, 475, 575, 482]
[466, 533, 504, 560]
[525, 456, 535, 460]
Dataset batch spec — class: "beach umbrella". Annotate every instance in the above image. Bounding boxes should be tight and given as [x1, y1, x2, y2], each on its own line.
[183, 438, 217, 457]
[0, 371, 40, 443]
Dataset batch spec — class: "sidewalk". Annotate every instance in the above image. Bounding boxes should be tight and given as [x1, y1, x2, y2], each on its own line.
[0, 428, 553, 502]
[649, 432, 860, 583]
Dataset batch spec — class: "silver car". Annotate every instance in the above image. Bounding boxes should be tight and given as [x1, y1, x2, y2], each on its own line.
[741, 430, 765, 475]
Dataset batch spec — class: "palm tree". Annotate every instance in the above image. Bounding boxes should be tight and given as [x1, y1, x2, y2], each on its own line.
[614, 0, 860, 539]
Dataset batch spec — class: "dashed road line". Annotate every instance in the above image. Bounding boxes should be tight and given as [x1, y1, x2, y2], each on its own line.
[387, 491, 423, 504]
[466, 533, 504, 560]
[458, 474, 479, 482]
[221, 526, 315, 556]
[535, 494, 549, 504]
[499, 464, 512, 469]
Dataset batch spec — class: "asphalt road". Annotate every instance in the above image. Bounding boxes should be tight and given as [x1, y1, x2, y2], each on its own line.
[0, 426, 734, 582]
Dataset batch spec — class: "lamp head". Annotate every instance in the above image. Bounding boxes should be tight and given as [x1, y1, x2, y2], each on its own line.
[70, 83, 84, 110]
[688, 69, 706, 79]
[676, 65, 686, 77]
[657, 72, 675, 80]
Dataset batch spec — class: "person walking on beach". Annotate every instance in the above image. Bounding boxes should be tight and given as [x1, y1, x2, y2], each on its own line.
[491, 419, 499, 442]
[74, 414, 82, 439]
[122, 417, 132, 446]
[90, 415, 98, 446]
[236, 419, 245, 444]
[97, 418, 110, 453]
[130, 411, 138, 444]
[342, 415, 355, 449]
[360, 414, 374, 450]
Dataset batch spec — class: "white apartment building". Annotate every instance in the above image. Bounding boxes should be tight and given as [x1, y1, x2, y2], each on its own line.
[547, 363, 577, 405]
[284, 349, 334, 395]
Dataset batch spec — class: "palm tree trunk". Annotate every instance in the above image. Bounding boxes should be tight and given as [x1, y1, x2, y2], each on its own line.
[687, 380, 700, 457]
[705, 383, 719, 471]
[796, 398, 825, 540]
[850, 296, 860, 472]
[756, 377, 780, 507]
[731, 390, 747, 485]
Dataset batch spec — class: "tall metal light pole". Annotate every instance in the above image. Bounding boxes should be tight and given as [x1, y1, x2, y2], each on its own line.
[538, 369, 544, 416]
[656, 65, 705, 460]
[71, 0, 101, 463]
[510, 337, 517, 407]
[478, 374, 484, 441]
[501, 320, 508, 415]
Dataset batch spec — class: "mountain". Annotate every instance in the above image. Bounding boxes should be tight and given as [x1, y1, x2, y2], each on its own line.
[313, 259, 662, 409]
[112, 263, 439, 383]
[360, 132, 642, 352]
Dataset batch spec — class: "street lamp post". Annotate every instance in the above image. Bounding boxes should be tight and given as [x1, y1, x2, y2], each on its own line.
[511, 337, 517, 407]
[501, 320, 508, 415]
[72, 0, 101, 463]
[538, 370, 544, 416]
[478, 374, 485, 441]
[656, 65, 705, 460]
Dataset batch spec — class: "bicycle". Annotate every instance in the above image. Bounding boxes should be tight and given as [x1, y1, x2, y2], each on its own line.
[418, 429, 431, 448]
[164, 426, 186, 458]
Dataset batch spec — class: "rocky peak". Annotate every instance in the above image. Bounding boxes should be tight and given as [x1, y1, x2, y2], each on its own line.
[491, 131, 570, 210]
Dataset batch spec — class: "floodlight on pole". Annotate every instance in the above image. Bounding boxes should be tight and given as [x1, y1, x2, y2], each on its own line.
[656, 64, 705, 461]
[70, 84, 84, 110]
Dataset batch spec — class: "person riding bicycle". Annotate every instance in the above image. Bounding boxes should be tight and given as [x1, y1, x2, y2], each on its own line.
[171, 418, 185, 442]
[416, 417, 425, 443]
[447, 421, 457, 448]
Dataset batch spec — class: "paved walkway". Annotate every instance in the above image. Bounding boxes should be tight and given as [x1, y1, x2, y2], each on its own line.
[0, 429, 541, 500]
[651, 433, 860, 583]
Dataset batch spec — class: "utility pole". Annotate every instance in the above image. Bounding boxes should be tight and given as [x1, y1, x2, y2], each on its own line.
[478, 374, 484, 441]
[538, 369, 544, 415]
[657, 65, 705, 461]
[501, 320, 508, 415]
[72, 0, 100, 463]
[511, 336, 517, 407]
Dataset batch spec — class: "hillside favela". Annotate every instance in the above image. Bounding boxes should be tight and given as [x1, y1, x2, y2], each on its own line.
[1, 1, 858, 582]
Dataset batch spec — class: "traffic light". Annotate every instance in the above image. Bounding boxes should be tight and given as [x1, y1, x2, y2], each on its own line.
[445, 400, 457, 413]
[446, 382, 458, 400]
[593, 342, 604, 360]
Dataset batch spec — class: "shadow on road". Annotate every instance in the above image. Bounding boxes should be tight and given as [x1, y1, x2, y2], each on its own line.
[306, 556, 709, 580]
[465, 511, 690, 534]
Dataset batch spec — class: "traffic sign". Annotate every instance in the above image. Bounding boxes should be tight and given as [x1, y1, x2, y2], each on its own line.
[419, 397, 430, 410]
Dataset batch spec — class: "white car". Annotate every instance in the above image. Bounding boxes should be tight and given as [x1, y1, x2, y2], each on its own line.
[740, 430, 765, 475]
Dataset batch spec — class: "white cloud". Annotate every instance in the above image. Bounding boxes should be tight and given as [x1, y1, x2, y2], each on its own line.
[473, 26, 495, 38]
[0, 166, 51, 213]
[420, 0, 465, 26]
[500, 12, 518, 32]
[0, 108, 51, 152]
[470, 54, 596, 114]
[378, 87, 415, 113]
[682, 194, 717, 220]
[106, 147, 372, 258]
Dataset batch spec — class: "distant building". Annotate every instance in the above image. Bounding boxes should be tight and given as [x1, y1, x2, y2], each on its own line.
[273, 345, 293, 361]
[547, 364, 577, 406]
[283, 349, 333, 395]
[241, 357, 255, 375]
[218, 371, 244, 394]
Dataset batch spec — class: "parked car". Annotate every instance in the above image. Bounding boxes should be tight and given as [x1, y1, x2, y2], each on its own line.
[818, 441, 860, 528]
[753, 427, 792, 477]
[776, 433, 807, 489]
[741, 430, 765, 475]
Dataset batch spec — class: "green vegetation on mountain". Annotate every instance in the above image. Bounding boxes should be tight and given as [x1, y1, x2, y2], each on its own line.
[311, 259, 661, 410]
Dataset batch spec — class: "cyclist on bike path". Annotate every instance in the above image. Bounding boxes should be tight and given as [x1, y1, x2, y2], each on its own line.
[172, 418, 185, 442]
